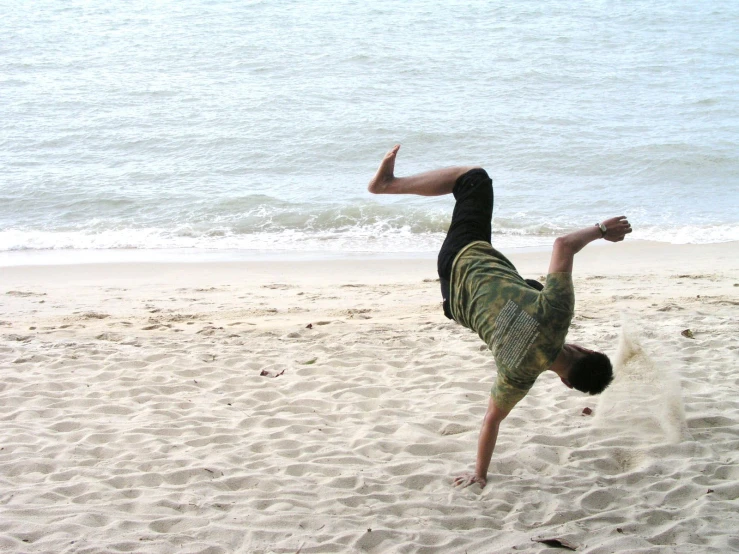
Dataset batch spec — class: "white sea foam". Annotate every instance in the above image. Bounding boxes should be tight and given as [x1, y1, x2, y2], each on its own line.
[1, 223, 736, 257]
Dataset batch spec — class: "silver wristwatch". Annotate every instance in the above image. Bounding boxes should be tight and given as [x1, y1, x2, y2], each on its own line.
[595, 222, 607, 237]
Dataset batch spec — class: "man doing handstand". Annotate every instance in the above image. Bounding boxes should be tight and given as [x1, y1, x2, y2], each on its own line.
[368, 145, 632, 488]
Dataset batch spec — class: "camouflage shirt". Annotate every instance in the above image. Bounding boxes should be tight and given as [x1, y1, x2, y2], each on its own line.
[449, 241, 575, 411]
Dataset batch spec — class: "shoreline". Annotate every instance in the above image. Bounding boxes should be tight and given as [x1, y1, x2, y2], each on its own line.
[0, 247, 439, 268]
[1, 238, 736, 266]
[2, 241, 737, 287]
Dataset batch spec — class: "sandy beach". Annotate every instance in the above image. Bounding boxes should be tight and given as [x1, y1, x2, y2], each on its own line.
[1, 240, 738, 553]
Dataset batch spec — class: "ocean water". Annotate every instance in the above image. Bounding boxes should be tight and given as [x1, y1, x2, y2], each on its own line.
[2, 0, 738, 261]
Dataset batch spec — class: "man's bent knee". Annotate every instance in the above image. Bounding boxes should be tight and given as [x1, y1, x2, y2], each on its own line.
[453, 168, 493, 202]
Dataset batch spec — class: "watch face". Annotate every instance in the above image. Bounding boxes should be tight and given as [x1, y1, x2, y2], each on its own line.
[599, 223, 607, 234]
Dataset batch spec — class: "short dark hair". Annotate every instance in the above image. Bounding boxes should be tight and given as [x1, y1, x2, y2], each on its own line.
[568, 351, 613, 394]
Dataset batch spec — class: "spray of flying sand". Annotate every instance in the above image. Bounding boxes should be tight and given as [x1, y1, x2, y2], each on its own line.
[591, 315, 689, 447]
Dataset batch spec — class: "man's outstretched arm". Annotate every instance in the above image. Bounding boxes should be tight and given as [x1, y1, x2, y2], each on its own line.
[454, 397, 509, 489]
[548, 216, 632, 274]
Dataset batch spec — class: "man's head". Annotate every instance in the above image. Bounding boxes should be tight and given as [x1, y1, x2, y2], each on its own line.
[560, 345, 614, 394]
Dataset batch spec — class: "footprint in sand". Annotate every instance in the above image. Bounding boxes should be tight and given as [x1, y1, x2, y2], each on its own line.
[262, 283, 294, 290]
[5, 334, 32, 342]
[79, 312, 110, 320]
[96, 333, 124, 342]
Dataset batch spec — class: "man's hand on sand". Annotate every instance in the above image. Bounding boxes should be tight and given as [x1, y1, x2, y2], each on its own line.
[602, 216, 632, 242]
[453, 472, 487, 489]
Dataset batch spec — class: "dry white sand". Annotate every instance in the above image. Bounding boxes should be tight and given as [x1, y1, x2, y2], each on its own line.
[1, 241, 738, 553]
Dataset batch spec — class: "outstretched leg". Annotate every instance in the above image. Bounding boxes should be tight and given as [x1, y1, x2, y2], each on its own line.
[368, 145, 479, 196]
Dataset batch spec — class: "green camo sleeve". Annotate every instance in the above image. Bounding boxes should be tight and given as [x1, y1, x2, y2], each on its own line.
[490, 373, 532, 412]
[542, 272, 575, 314]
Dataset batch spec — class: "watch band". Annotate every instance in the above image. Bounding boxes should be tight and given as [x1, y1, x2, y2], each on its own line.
[595, 222, 607, 237]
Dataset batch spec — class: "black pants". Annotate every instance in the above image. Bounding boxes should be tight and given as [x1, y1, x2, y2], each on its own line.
[437, 168, 494, 319]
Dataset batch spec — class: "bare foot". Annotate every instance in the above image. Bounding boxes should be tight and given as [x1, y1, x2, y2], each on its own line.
[368, 144, 400, 194]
